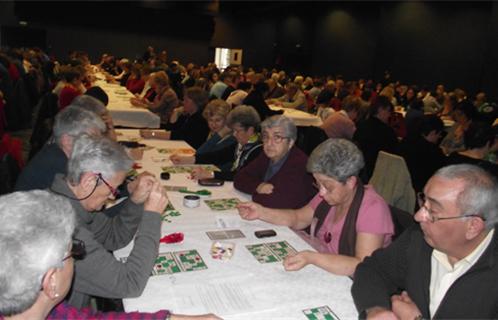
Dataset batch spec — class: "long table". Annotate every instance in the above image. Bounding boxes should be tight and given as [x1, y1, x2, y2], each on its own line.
[114, 130, 357, 319]
[94, 78, 160, 128]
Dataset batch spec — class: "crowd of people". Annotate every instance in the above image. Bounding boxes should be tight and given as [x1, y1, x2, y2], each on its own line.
[1, 45, 498, 319]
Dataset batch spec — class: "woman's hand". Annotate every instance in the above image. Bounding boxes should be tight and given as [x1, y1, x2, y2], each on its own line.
[283, 251, 313, 271]
[170, 154, 195, 165]
[256, 182, 274, 194]
[190, 167, 213, 180]
[236, 201, 263, 220]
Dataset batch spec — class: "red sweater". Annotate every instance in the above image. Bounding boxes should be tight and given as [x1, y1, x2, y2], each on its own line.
[234, 146, 316, 209]
[126, 78, 145, 95]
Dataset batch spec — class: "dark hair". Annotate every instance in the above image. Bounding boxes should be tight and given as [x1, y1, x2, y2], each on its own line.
[420, 115, 444, 136]
[85, 86, 109, 106]
[464, 121, 495, 150]
[454, 100, 477, 121]
[237, 81, 252, 91]
[316, 89, 333, 105]
[369, 95, 393, 117]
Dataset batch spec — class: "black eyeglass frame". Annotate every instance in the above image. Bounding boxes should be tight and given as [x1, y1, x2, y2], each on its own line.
[416, 192, 486, 223]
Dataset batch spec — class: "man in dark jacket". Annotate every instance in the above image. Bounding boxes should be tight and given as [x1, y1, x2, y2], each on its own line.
[352, 164, 498, 319]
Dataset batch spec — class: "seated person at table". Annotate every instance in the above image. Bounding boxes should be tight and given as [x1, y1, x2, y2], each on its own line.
[399, 115, 447, 193]
[447, 121, 498, 178]
[49, 134, 169, 308]
[171, 99, 236, 171]
[131, 71, 179, 126]
[15, 105, 106, 191]
[320, 95, 360, 140]
[173, 105, 262, 181]
[267, 82, 307, 111]
[352, 164, 498, 320]
[243, 78, 283, 120]
[353, 95, 399, 182]
[140, 86, 210, 149]
[58, 66, 84, 110]
[0, 190, 220, 320]
[237, 139, 394, 276]
[125, 63, 146, 95]
[71, 94, 117, 141]
[234, 115, 315, 209]
[440, 100, 476, 155]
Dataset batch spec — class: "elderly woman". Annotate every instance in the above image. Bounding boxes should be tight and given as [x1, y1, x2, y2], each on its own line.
[48, 134, 169, 308]
[237, 139, 394, 276]
[175, 105, 262, 181]
[234, 115, 315, 209]
[131, 71, 179, 126]
[141, 86, 210, 149]
[0, 190, 219, 319]
[171, 99, 236, 170]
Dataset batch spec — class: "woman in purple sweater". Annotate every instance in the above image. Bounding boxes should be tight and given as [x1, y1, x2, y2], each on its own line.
[234, 115, 316, 208]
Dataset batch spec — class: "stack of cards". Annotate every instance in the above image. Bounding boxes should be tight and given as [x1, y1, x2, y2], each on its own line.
[210, 241, 235, 260]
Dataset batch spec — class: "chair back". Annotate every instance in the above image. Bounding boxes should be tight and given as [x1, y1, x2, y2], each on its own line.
[369, 151, 416, 214]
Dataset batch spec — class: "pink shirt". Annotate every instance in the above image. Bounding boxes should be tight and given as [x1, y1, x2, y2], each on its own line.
[309, 185, 394, 254]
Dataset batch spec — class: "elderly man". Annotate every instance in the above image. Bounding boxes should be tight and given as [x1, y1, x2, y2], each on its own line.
[15, 105, 106, 191]
[352, 164, 498, 319]
[49, 134, 168, 308]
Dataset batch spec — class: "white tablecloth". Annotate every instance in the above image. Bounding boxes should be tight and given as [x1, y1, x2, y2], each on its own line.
[95, 80, 160, 128]
[269, 105, 323, 127]
[114, 130, 357, 320]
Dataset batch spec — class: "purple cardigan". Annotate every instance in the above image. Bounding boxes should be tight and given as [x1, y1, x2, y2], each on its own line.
[234, 146, 316, 209]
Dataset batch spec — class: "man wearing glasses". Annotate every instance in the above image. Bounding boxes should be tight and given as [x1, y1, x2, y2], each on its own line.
[352, 164, 498, 319]
[49, 133, 168, 309]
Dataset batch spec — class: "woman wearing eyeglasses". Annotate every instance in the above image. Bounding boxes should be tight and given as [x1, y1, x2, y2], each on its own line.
[234, 115, 316, 209]
[237, 139, 394, 276]
[0, 191, 220, 320]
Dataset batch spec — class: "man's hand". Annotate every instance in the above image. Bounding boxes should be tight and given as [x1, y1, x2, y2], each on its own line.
[366, 307, 398, 320]
[236, 201, 263, 220]
[129, 173, 156, 204]
[143, 181, 168, 214]
[391, 291, 422, 320]
[256, 182, 274, 194]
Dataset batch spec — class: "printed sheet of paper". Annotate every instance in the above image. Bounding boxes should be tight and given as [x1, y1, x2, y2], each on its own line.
[173, 280, 274, 316]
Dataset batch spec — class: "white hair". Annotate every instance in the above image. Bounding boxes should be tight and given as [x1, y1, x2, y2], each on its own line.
[67, 134, 132, 184]
[0, 191, 75, 316]
[53, 105, 106, 145]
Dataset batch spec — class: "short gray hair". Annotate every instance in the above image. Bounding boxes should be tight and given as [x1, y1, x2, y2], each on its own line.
[70, 95, 106, 116]
[226, 105, 261, 131]
[307, 138, 365, 183]
[0, 191, 75, 316]
[67, 134, 132, 185]
[261, 115, 297, 142]
[434, 164, 498, 229]
[53, 105, 106, 146]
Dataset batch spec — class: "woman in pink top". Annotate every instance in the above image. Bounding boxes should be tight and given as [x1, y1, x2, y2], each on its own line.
[238, 138, 394, 276]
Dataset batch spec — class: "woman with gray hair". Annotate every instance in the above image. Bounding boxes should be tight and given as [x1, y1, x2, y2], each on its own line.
[234, 115, 316, 209]
[0, 190, 220, 319]
[237, 138, 394, 276]
[172, 105, 263, 181]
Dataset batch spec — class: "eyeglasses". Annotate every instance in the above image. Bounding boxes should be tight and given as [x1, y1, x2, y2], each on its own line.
[416, 192, 485, 223]
[62, 239, 86, 261]
[262, 134, 289, 144]
[97, 173, 119, 198]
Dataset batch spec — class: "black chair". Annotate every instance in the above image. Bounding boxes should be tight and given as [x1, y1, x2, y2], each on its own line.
[0, 153, 20, 195]
[295, 125, 328, 155]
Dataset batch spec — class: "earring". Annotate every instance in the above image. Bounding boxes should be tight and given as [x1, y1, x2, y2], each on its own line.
[54, 293, 60, 298]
